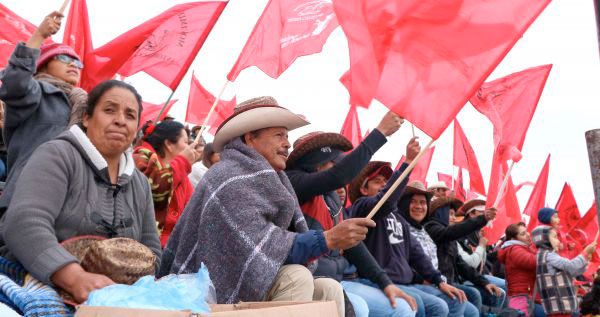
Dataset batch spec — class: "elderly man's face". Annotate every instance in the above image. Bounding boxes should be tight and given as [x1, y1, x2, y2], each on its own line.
[244, 127, 290, 171]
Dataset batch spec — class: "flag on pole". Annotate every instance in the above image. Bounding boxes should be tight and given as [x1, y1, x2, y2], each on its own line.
[524, 155, 550, 232]
[63, 0, 94, 89]
[453, 119, 486, 195]
[340, 105, 363, 147]
[139, 100, 178, 128]
[186, 74, 236, 134]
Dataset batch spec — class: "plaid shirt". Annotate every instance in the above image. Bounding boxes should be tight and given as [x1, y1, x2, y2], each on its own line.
[536, 250, 578, 314]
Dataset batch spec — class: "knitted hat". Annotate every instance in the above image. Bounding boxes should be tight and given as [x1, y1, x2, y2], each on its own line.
[59, 236, 156, 305]
[286, 131, 353, 169]
[532, 225, 554, 250]
[348, 161, 393, 203]
[213, 96, 309, 152]
[537, 207, 557, 225]
[36, 43, 81, 70]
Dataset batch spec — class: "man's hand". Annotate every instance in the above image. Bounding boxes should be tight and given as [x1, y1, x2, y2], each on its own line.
[484, 208, 497, 221]
[27, 11, 63, 48]
[479, 236, 489, 247]
[484, 284, 503, 298]
[383, 285, 417, 311]
[583, 241, 598, 258]
[438, 282, 467, 303]
[323, 218, 375, 250]
[404, 137, 420, 164]
[375, 111, 404, 137]
[51, 263, 115, 304]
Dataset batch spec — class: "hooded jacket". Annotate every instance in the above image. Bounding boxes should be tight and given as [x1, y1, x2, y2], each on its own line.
[497, 240, 537, 297]
[0, 125, 161, 284]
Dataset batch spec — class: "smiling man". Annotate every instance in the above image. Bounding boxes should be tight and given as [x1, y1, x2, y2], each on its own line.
[159, 97, 375, 317]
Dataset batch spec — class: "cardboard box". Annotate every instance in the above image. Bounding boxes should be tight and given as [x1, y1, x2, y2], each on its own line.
[75, 301, 338, 317]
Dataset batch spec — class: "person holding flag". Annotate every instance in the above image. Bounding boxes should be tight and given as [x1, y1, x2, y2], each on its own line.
[0, 10, 86, 215]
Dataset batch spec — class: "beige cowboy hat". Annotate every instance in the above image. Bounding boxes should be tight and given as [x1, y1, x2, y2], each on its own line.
[402, 181, 434, 199]
[58, 236, 156, 305]
[348, 161, 393, 203]
[286, 131, 353, 168]
[213, 96, 309, 152]
[427, 181, 450, 191]
[430, 196, 464, 217]
[458, 198, 487, 217]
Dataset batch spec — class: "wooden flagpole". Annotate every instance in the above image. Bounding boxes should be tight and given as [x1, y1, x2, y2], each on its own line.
[195, 81, 230, 142]
[366, 139, 435, 220]
[58, 0, 70, 14]
[492, 161, 516, 208]
[153, 90, 176, 123]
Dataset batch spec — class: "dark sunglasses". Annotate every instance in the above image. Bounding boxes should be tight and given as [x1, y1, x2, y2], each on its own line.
[54, 54, 84, 69]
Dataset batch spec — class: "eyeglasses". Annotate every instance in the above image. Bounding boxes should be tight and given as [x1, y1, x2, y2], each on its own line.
[54, 54, 84, 69]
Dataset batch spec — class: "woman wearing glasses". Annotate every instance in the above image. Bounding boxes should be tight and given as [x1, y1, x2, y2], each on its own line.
[0, 11, 87, 214]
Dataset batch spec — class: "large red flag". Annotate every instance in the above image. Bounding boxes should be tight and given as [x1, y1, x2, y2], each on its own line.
[453, 119, 486, 195]
[139, 100, 178, 128]
[470, 64, 552, 162]
[186, 74, 236, 135]
[375, 0, 550, 139]
[340, 105, 363, 147]
[397, 146, 435, 186]
[227, 0, 338, 81]
[334, 0, 420, 108]
[555, 183, 581, 230]
[569, 202, 598, 244]
[438, 172, 453, 189]
[524, 155, 551, 232]
[62, 0, 94, 89]
[0, 4, 53, 68]
[88, 2, 226, 91]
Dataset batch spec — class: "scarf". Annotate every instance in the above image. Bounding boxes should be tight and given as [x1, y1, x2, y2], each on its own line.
[34, 73, 88, 126]
[159, 138, 309, 304]
[397, 193, 431, 229]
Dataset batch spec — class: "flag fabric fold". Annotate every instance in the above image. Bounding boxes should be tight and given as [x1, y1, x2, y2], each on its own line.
[396, 146, 435, 186]
[438, 172, 453, 189]
[186, 74, 236, 134]
[227, 0, 338, 81]
[340, 105, 363, 147]
[453, 119, 486, 195]
[374, 0, 551, 139]
[139, 100, 178, 128]
[470, 64, 552, 162]
[63, 0, 94, 89]
[555, 183, 581, 231]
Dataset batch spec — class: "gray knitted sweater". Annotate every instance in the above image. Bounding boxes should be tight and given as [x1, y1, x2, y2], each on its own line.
[159, 138, 309, 304]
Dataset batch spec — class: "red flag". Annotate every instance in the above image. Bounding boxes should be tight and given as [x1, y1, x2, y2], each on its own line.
[470, 64, 552, 162]
[438, 172, 452, 189]
[186, 74, 236, 135]
[340, 105, 363, 147]
[334, 0, 420, 108]
[569, 202, 598, 245]
[454, 168, 466, 202]
[484, 149, 521, 243]
[227, 0, 338, 81]
[515, 181, 535, 193]
[88, 2, 226, 91]
[139, 100, 178, 128]
[396, 146, 435, 186]
[375, 0, 550, 139]
[555, 183, 581, 231]
[0, 4, 53, 68]
[62, 0, 94, 89]
[453, 119, 486, 195]
[524, 155, 550, 232]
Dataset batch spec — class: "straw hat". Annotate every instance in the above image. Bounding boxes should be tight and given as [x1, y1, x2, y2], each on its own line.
[213, 96, 309, 152]
[286, 131, 353, 168]
[348, 161, 393, 203]
[427, 181, 449, 191]
[458, 198, 487, 216]
[403, 181, 434, 199]
[59, 236, 156, 305]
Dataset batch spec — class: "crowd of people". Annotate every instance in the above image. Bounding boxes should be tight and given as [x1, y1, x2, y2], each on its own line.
[0, 10, 598, 317]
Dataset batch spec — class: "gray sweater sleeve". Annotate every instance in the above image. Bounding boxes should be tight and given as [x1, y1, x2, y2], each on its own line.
[0, 43, 43, 113]
[3, 142, 77, 284]
[139, 175, 162, 267]
[546, 252, 588, 277]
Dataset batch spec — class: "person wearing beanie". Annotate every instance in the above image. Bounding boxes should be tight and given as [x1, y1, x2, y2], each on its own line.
[0, 11, 86, 215]
[531, 226, 597, 316]
[537, 207, 559, 226]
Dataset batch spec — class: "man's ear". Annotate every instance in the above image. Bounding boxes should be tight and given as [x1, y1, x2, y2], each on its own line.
[360, 185, 370, 196]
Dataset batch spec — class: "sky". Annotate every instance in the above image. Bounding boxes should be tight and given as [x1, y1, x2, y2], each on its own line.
[4, 0, 600, 218]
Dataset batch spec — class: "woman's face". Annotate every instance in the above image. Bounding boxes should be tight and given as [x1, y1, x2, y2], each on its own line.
[516, 225, 532, 245]
[448, 209, 458, 225]
[549, 229, 561, 250]
[83, 87, 139, 159]
[165, 129, 189, 157]
[551, 213, 560, 227]
[210, 152, 221, 164]
[42, 55, 81, 85]
[409, 194, 428, 224]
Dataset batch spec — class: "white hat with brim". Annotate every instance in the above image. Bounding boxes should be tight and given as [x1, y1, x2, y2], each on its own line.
[428, 181, 450, 191]
[213, 97, 309, 152]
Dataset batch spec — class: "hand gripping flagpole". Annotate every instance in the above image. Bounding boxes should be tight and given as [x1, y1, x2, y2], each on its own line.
[366, 138, 435, 220]
[492, 161, 516, 208]
[194, 81, 230, 142]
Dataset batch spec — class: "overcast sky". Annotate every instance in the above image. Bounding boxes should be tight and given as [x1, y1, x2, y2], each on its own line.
[5, 0, 600, 216]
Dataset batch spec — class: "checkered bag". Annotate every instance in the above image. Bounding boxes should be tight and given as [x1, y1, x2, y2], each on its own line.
[535, 250, 577, 314]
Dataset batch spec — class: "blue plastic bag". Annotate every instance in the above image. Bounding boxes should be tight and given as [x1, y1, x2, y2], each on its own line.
[86, 264, 214, 313]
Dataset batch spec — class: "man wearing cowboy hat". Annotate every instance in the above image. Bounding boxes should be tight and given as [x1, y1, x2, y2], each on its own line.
[285, 117, 420, 317]
[159, 97, 374, 317]
[428, 181, 450, 200]
[348, 162, 470, 317]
